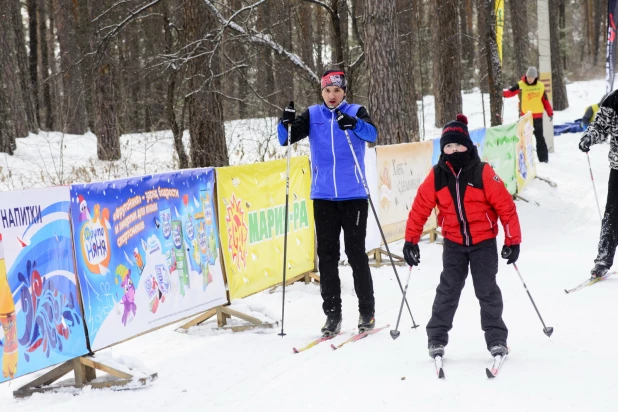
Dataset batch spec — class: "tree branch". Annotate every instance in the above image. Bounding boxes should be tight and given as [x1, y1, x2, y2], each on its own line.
[301, 0, 335, 18]
[201, 0, 319, 85]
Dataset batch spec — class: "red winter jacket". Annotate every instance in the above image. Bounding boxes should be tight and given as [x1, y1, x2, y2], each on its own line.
[405, 150, 521, 247]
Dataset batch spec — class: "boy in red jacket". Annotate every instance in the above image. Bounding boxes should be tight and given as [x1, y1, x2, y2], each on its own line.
[402, 114, 522, 359]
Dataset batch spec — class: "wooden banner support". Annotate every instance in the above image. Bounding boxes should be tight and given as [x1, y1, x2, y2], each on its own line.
[178, 305, 276, 333]
[367, 248, 406, 268]
[179, 271, 319, 332]
[13, 354, 157, 398]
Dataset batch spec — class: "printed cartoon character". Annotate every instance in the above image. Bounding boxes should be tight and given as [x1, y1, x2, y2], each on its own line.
[115, 265, 136, 326]
[78, 195, 92, 222]
[146, 272, 166, 314]
[379, 164, 392, 210]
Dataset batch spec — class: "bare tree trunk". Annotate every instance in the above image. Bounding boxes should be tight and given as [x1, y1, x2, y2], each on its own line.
[483, 0, 503, 126]
[0, 0, 29, 139]
[0, 89, 13, 154]
[298, 2, 315, 72]
[10, 0, 38, 132]
[75, 0, 95, 131]
[92, 0, 121, 161]
[397, 0, 419, 114]
[28, 0, 40, 127]
[275, 0, 295, 103]
[476, 0, 489, 93]
[459, 0, 476, 87]
[549, 0, 568, 110]
[593, 0, 601, 66]
[364, 0, 419, 143]
[507, 0, 529, 77]
[184, 0, 229, 167]
[39, 0, 55, 130]
[257, 3, 277, 116]
[163, 3, 188, 169]
[431, 0, 462, 127]
[53, 0, 88, 134]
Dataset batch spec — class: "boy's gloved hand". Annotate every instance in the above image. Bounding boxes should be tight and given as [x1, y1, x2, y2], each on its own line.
[403, 241, 420, 267]
[501, 244, 520, 265]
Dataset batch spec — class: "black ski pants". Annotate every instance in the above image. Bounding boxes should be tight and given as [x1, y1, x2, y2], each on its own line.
[426, 238, 508, 350]
[596, 168, 618, 268]
[533, 117, 549, 163]
[313, 199, 375, 316]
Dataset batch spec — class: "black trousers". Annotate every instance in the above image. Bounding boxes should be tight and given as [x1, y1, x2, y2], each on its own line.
[426, 238, 508, 349]
[596, 168, 618, 268]
[313, 199, 375, 316]
[533, 117, 549, 163]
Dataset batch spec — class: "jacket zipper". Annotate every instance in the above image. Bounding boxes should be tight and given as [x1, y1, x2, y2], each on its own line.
[486, 212, 494, 229]
[353, 165, 359, 183]
[314, 166, 319, 188]
[330, 111, 338, 197]
[455, 169, 470, 245]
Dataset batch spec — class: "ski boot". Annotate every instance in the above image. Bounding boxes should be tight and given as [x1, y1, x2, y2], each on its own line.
[591, 264, 609, 279]
[321, 314, 342, 337]
[358, 313, 375, 333]
[489, 343, 508, 357]
[428, 344, 445, 359]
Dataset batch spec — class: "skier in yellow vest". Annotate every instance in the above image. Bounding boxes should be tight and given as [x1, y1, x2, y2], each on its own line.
[503, 66, 554, 163]
[581, 103, 600, 130]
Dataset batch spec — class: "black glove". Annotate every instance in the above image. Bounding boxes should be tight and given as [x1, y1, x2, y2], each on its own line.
[402, 241, 420, 267]
[501, 244, 520, 265]
[281, 101, 295, 125]
[579, 136, 591, 153]
[335, 110, 357, 130]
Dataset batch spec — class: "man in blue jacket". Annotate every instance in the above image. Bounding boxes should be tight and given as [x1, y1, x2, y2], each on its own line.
[278, 70, 378, 336]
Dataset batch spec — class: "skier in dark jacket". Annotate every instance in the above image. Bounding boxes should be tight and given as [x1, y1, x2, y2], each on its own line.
[278, 70, 378, 336]
[503, 66, 554, 163]
[579, 89, 618, 278]
[402, 114, 522, 359]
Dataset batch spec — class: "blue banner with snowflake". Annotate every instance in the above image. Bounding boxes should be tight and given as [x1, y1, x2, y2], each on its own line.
[0, 186, 88, 383]
[70, 168, 228, 351]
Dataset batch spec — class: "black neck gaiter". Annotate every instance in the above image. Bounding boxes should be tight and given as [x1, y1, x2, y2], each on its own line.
[444, 152, 471, 172]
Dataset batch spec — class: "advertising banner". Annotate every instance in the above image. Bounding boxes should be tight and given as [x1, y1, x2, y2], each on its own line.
[217, 157, 315, 300]
[482, 123, 518, 194]
[0, 187, 88, 383]
[70, 169, 228, 351]
[515, 113, 537, 192]
[376, 141, 435, 244]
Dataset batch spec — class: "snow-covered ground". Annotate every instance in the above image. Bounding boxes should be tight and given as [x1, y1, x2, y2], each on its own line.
[1, 79, 615, 410]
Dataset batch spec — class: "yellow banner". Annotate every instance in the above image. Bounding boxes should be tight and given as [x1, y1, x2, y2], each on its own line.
[376, 141, 435, 244]
[217, 157, 315, 300]
[495, 0, 504, 63]
[515, 113, 537, 192]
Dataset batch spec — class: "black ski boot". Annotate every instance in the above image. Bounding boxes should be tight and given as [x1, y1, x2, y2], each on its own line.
[428, 344, 445, 359]
[358, 313, 375, 333]
[489, 343, 508, 357]
[591, 263, 609, 279]
[321, 314, 342, 337]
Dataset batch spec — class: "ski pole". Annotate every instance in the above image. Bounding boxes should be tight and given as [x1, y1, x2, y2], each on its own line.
[586, 152, 603, 221]
[279, 101, 294, 337]
[338, 117, 419, 329]
[390, 266, 413, 340]
[512, 263, 553, 337]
